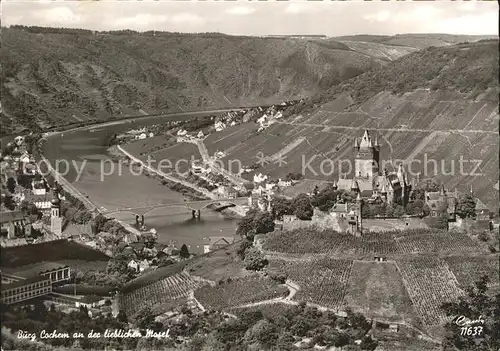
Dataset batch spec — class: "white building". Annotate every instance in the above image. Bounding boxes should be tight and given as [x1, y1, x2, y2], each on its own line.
[277, 178, 292, 187]
[215, 121, 226, 132]
[253, 173, 268, 184]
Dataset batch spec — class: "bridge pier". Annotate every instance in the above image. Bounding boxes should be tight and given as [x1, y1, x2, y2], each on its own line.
[192, 209, 201, 219]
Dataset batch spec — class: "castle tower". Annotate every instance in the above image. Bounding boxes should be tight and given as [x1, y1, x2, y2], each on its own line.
[397, 164, 408, 207]
[348, 193, 363, 237]
[50, 188, 62, 237]
[353, 130, 380, 179]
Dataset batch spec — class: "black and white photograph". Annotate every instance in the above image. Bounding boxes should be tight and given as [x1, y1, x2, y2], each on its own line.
[0, 1, 498, 350]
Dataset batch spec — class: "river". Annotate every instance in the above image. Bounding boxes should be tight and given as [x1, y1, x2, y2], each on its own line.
[42, 114, 240, 254]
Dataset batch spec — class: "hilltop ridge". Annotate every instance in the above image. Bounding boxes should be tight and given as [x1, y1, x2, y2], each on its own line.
[1, 27, 494, 135]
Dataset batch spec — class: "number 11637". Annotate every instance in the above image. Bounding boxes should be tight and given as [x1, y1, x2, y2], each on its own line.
[460, 326, 483, 336]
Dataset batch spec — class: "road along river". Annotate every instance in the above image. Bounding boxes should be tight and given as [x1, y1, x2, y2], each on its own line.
[42, 111, 241, 254]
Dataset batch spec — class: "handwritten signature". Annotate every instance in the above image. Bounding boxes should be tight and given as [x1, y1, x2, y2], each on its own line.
[455, 315, 485, 326]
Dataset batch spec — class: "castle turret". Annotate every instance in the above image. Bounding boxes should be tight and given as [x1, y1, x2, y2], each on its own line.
[332, 180, 338, 190]
[439, 184, 446, 197]
[348, 192, 363, 237]
[351, 179, 359, 192]
[354, 130, 380, 179]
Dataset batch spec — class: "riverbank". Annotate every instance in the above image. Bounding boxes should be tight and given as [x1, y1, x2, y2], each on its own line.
[115, 144, 247, 218]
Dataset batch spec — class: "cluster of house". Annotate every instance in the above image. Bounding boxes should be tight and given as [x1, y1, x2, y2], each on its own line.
[118, 127, 155, 141]
[256, 106, 286, 132]
[1, 138, 64, 246]
[122, 240, 182, 273]
[213, 101, 297, 133]
[245, 173, 296, 212]
[0, 136, 36, 174]
[425, 185, 491, 230]
[176, 129, 204, 142]
[214, 111, 242, 132]
[120, 234, 236, 271]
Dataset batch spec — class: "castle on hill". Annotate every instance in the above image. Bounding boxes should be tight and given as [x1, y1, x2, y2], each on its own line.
[333, 130, 411, 207]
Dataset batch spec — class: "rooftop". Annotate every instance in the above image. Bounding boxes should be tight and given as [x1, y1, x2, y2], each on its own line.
[4, 261, 69, 279]
[2, 275, 50, 290]
[0, 211, 25, 224]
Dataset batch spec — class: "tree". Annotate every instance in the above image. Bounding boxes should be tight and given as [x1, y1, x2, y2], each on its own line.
[272, 197, 293, 220]
[441, 275, 499, 351]
[292, 193, 313, 220]
[237, 208, 260, 237]
[20, 200, 39, 216]
[456, 194, 477, 219]
[3, 195, 15, 210]
[311, 186, 338, 212]
[117, 310, 128, 324]
[237, 239, 253, 260]
[180, 244, 190, 259]
[253, 212, 275, 235]
[237, 209, 274, 238]
[360, 335, 378, 350]
[243, 247, 268, 271]
[393, 204, 405, 217]
[133, 307, 156, 330]
[17, 174, 32, 189]
[6, 177, 16, 193]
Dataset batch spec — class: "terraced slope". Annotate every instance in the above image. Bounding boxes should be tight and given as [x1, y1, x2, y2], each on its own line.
[206, 88, 498, 209]
[204, 41, 498, 208]
[343, 261, 420, 326]
[194, 276, 288, 311]
[268, 258, 353, 310]
[396, 257, 464, 326]
[120, 271, 205, 315]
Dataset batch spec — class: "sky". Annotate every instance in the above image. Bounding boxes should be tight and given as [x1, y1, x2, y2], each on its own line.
[1, 1, 498, 37]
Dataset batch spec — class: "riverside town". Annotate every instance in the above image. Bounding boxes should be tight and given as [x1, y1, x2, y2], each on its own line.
[1, 2, 498, 351]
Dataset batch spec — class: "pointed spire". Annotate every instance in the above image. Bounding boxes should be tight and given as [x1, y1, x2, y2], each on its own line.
[470, 184, 474, 196]
[439, 184, 446, 196]
[351, 178, 359, 190]
[374, 134, 379, 147]
[356, 192, 362, 203]
[381, 183, 387, 194]
[359, 130, 372, 148]
[354, 137, 358, 148]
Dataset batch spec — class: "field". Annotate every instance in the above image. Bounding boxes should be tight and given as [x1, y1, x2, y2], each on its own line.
[120, 271, 204, 315]
[261, 228, 484, 258]
[396, 257, 464, 326]
[202, 89, 498, 209]
[194, 276, 288, 311]
[0, 239, 110, 267]
[121, 260, 189, 294]
[268, 258, 353, 310]
[444, 255, 500, 289]
[343, 261, 420, 326]
[184, 243, 250, 282]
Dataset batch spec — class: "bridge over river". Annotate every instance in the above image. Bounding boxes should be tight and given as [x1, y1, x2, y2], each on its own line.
[102, 197, 249, 218]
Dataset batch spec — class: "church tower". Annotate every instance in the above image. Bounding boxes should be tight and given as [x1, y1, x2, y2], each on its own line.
[353, 130, 380, 179]
[50, 188, 63, 237]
